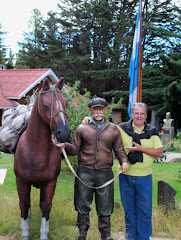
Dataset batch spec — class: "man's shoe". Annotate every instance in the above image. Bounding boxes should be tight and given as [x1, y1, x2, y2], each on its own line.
[101, 234, 113, 240]
[78, 237, 86, 240]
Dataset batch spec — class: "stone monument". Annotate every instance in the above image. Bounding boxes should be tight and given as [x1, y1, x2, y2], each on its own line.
[162, 112, 175, 145]
[157, 180, 180, 212]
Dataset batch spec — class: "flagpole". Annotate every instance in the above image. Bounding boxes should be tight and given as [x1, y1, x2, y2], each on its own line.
[128, 0, 142, 118]
[137, 0, 143, 102]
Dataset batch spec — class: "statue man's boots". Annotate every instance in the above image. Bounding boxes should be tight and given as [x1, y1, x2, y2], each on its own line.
[99, 216, 113, 240]
[77, 213, 90, 240]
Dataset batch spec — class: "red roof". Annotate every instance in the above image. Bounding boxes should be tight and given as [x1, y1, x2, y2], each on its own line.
[0, 94, 17, 107]
[0, 68, 83, 110]
[0, 69, 59, 99]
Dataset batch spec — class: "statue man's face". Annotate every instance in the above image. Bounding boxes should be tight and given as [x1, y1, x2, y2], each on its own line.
[166, 112, 171, 119]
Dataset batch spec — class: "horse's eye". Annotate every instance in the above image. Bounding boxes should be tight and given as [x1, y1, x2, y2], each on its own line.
[43, 105, 49, 111]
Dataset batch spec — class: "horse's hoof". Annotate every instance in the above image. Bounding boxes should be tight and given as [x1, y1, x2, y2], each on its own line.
[21, 237, 30, 240]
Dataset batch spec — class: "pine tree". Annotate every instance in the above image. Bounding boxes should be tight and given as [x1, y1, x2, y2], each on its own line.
[54, 0, 139, 99]
[15, 0, 181, 123]
[6, 49, 14, 69]
[15, 9, 46, 69]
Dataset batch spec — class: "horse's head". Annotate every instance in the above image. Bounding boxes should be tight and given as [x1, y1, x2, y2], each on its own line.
[38, 77, 71, 143]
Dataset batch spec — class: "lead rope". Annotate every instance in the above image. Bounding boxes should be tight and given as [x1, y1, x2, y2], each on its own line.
[52, 138, 122, 189]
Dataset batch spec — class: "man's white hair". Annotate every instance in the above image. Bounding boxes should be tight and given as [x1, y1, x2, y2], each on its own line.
[131, 102, 148, 113]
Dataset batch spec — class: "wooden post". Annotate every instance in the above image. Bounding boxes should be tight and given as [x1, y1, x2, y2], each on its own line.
[137, 0, 143, 103]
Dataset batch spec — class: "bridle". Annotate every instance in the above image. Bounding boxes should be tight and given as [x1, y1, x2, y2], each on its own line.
[37, 88, 68, 133]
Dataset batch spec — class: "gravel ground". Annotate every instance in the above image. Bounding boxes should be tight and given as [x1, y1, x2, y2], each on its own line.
[162, 152, 181, 162]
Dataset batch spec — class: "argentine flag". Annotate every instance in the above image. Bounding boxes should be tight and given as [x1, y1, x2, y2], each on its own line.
[128, 1, 141, 118]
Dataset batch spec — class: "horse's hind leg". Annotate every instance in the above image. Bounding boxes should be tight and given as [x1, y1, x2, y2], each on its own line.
[39, 180, 57, 240]
[16, 177, 31, 240]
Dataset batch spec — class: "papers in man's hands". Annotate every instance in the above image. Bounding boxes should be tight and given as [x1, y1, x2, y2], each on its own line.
[0, 169, 7, 185]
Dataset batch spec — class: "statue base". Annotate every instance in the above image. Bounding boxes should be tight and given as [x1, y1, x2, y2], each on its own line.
[162, 126, 175, 145]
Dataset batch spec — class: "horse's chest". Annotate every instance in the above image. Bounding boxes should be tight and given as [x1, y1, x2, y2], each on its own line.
[27, 150, 60, 169]
[15, 147, 61, 181]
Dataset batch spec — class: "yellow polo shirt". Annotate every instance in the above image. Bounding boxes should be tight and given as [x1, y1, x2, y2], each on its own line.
[117, 124, 162, 176]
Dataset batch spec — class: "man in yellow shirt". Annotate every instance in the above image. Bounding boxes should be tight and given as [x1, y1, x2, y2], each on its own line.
[118, 102, 163, 240]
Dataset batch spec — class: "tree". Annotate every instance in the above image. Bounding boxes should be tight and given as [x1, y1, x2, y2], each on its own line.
[6, 49, 14, 69]
[55, 0, 138, 99]
[15, 9, 47, 69]
[143, 0, 181, 65]
[15, 0, 181, 125]
[143, 48, 181, 127]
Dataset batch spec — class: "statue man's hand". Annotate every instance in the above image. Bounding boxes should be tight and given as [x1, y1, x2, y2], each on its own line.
[121, 162, 129, 173]
[82, 117, 91, 125]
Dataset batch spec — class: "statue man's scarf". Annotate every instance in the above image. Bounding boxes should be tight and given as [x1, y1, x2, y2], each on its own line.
[119, 119, 159, 164]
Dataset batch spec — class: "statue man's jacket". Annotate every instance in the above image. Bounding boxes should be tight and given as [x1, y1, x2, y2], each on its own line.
[65, 119, 128, 169]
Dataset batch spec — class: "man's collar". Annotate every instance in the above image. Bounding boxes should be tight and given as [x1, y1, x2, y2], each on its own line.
[90, 116, 105, 125]
[132, 121, 145, 132]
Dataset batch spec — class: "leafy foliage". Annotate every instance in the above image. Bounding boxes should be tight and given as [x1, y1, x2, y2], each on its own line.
[62, 81, 91, 135]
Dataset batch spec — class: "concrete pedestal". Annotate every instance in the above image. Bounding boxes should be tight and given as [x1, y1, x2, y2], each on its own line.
[162, 126, 175, 145]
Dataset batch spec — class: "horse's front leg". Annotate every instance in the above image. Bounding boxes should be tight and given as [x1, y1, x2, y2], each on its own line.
[40, 180, 57, 240]
[16, 177, 31, 240]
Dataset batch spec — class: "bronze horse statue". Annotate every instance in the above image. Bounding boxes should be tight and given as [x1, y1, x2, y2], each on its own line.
[14, 77, 71, 240]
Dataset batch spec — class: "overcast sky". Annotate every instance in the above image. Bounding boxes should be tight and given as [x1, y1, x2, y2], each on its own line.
[0, 0, 59, 56]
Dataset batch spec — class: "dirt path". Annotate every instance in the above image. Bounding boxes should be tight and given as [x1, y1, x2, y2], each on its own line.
[163, 152, 181, 162]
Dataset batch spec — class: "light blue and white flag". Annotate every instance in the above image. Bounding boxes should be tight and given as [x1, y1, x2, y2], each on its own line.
[128, 1, 141, 118]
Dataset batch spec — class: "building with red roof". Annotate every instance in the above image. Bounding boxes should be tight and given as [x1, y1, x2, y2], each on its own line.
[0, 68, 60, 125]
[0, 68, 125, 126]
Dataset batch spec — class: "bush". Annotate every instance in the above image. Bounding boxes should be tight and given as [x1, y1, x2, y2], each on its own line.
[175, 131, 181, 140]
[63, 81, 123, 136]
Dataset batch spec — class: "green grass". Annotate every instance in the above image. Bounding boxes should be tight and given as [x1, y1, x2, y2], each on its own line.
[152, 162, 181, 208]
[0, 153, 181, 239]
[164, 140, 181, 153]
[174, 140, 181, 151]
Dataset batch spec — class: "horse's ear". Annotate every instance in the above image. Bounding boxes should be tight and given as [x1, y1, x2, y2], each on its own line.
[56, 77, 65, 90]
[42, 78, 50, 91]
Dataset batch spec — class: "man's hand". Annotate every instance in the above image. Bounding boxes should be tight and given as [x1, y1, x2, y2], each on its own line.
[121, 162, 129, 173]
[126, 142, 163, 158]
[82, 116, 91, 125]
[125, 141, 142, 152]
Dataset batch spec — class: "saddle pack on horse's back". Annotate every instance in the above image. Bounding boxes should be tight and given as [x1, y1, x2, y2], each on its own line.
[0, 104, 33, 154]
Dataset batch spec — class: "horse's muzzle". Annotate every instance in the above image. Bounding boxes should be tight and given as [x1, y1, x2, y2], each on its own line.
[54, 124, 71, 143]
